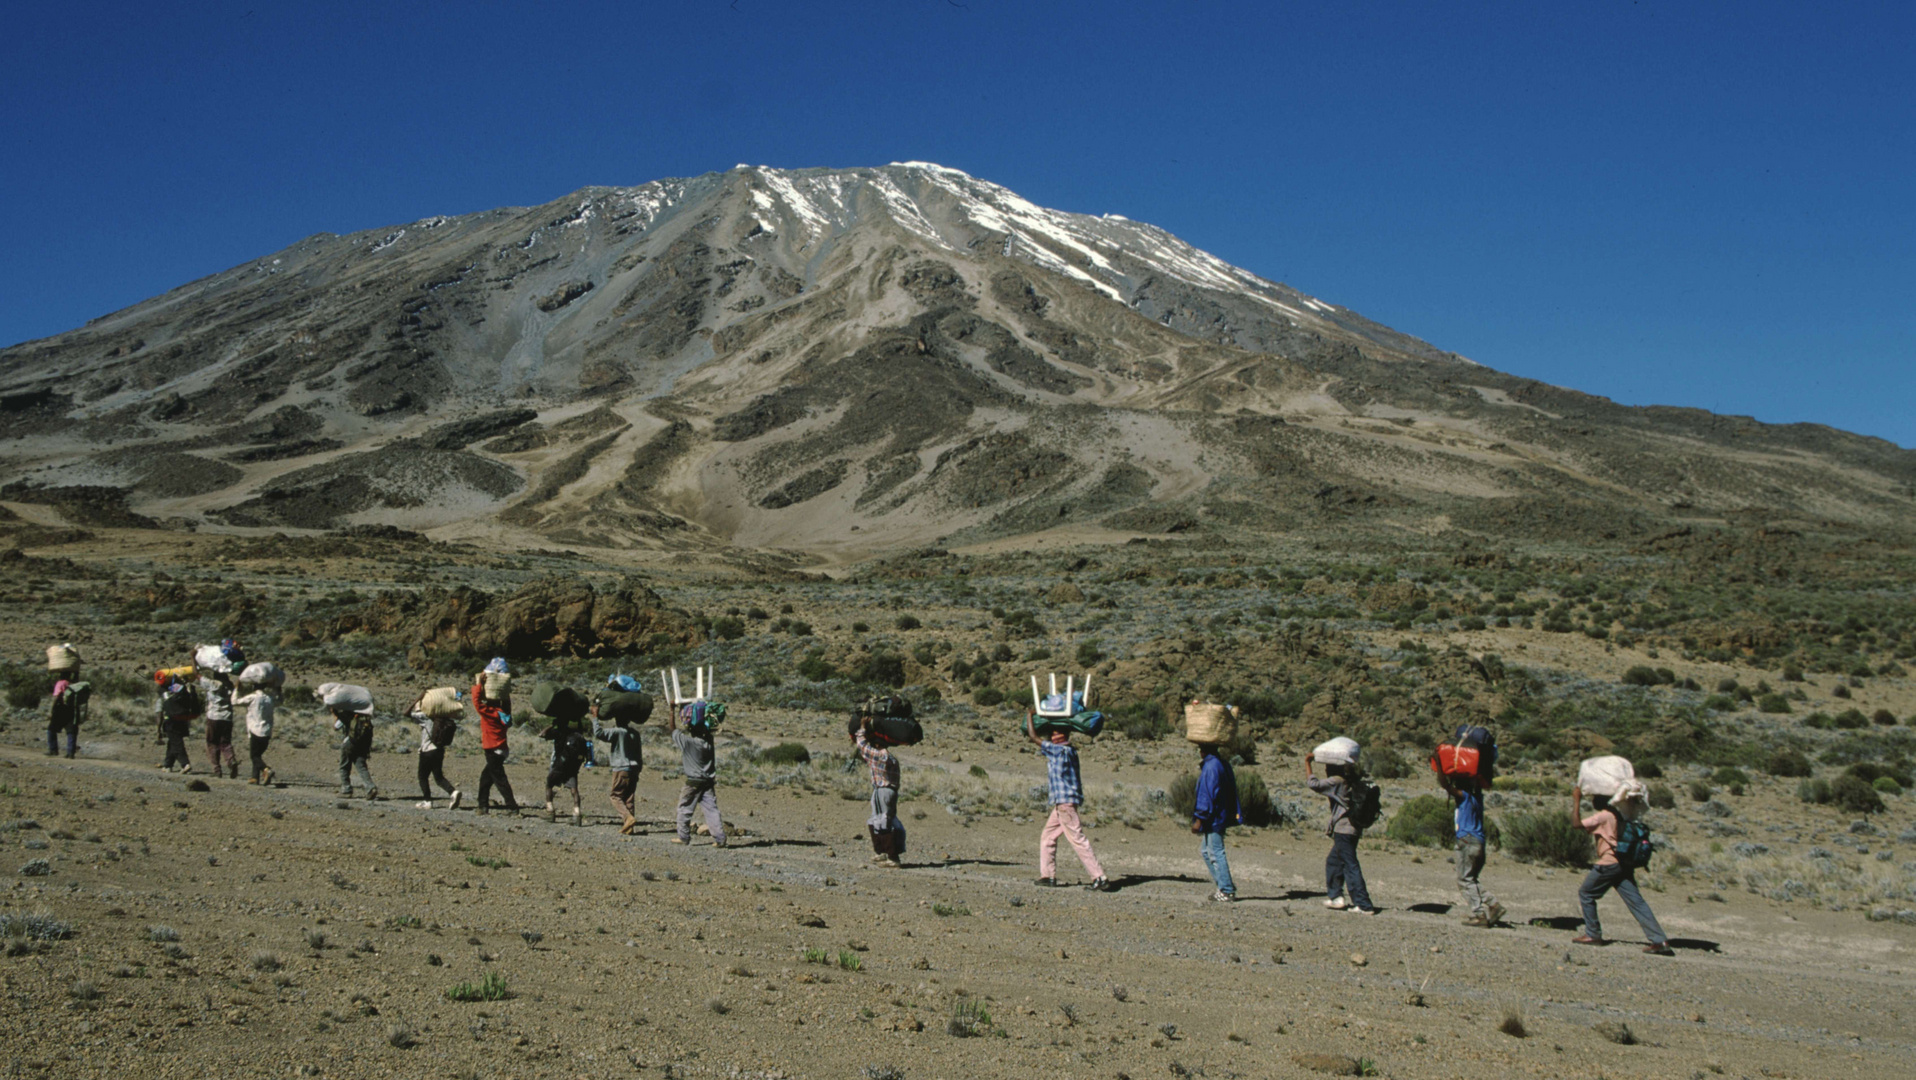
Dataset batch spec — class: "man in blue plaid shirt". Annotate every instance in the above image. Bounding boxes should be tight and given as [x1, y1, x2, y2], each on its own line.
[1026, 710, 1110, 891]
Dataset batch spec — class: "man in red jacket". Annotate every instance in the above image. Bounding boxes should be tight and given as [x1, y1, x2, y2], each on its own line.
[472, 682, 521, 814]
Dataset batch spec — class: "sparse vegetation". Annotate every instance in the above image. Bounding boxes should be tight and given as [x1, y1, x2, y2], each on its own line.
[1501, 812, 1595, 867]
[947, 997, 993, 1037]
[444, 971, 510, 1002]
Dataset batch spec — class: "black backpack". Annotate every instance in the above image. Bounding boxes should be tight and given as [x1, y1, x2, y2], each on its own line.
[160, 683, 204, 720]
[429, 714, 458, 749]
[1348, 777, 1383, 832]
[50, 681, 91, 726]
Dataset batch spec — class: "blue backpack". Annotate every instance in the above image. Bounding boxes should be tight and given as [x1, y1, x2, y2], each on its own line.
[1614, 814, 1655, 869]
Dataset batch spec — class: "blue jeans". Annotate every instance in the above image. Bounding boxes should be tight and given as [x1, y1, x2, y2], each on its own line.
[1200, 830, 1235, 895]
[1578, 863, 1667, 944]
[1326, 832, 1372, 910]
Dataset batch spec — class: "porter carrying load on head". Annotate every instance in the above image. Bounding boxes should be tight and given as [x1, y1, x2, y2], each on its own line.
[234, 663, 283, 785]
[1571, 759, 1670, 955]
[476, 658, 513, 712]
[411, 687, 464, 810]
[530, 683, 590, 824]
[318, 684, 379, 799]
[1030, 673, 1103, 737]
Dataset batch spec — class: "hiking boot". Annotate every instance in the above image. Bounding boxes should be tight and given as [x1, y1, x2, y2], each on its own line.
[1572, 935, 1607, 946]
[261, 767, 274, 786]
[44, 749, 58, 757]
[1210, 890, 1236, 903]
[1643, 943, 1675, 956]
[1324, 898, 1349, 910]
[571, 809, 583, 827]
[1085, 877, 1112, 892]
[545, 802, 556, 823]
[670, 836, 689, 845]
[475, 807, 490, 816]
[713, 838, 727, 848]
[64, 751, 76, 759]
[619, 817, 636, 835]
[247, 777, 260, 786]
[1349, 907, 1378, 916]
[1034, 877, 1058, 888]
[1462, 915, 1489, 927]
[448, 790, 463, 810]
[364, 788, 379, 801]
[881, 854, 901, 867]
[1484, 902, 1506, 926]
[229, 764, 239, 780]
[870, 853, 891, 864]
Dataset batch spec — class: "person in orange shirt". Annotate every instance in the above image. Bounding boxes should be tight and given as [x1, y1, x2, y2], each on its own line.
[1570, 784, 1673, 955]
[472, 673, 521, 815]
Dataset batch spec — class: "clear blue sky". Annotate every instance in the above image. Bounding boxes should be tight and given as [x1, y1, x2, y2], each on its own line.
[4, 1, 1911, 447]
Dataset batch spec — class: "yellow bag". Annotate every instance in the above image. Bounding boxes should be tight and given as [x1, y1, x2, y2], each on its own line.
[1183, 702, 1237, 745]
[421, 687, 464, 721]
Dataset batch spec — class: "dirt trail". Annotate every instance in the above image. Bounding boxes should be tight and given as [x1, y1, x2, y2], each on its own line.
[3, 731, 1911, 1080]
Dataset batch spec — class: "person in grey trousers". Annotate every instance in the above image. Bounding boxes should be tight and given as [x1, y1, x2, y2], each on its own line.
[666, 705, 725, 847]
[1571, 784, 1673, 955]
[1438, 771, 1505, 927]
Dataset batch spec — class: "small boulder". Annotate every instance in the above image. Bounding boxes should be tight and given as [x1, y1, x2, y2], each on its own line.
[1593, 1021, 1636, 1045]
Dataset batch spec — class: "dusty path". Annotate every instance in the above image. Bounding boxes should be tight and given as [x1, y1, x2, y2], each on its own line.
[3, 736, 1912, 1080]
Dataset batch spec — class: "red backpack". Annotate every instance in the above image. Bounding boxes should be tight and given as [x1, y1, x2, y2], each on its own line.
[1431, 725, 1496, 782]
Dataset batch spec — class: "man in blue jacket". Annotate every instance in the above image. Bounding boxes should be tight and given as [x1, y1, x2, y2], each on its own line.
[1193, 743, 1242, 902]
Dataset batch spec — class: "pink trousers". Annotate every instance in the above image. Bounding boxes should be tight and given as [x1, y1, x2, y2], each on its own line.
[1039, 804, 1104, 880]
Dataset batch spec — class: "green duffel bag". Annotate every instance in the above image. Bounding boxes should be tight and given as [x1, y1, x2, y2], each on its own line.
[1034, 710, 1105, 738]
[529, 682, 590, 722]
[597, 690, 653, 725]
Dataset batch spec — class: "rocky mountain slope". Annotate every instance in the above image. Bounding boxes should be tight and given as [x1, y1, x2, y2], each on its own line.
[2, 163, 1911, 563]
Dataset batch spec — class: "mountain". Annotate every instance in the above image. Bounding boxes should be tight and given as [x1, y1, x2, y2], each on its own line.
[2, 162, 1911, 564]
